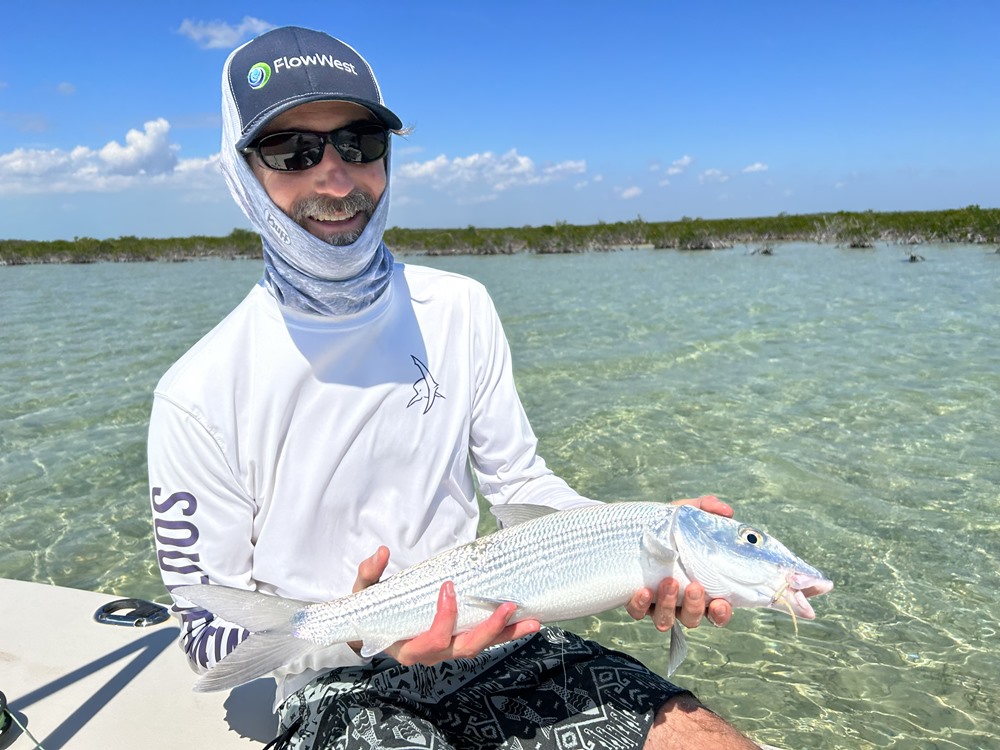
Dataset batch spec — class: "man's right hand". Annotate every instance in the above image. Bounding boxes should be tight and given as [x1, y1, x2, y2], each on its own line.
[350, 546, 540, 666]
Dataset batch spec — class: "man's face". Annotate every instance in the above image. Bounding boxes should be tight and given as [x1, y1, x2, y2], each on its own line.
[248, 100, 388, 245]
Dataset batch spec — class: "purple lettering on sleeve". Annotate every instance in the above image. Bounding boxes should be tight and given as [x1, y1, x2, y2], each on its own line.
[151, 487, 197, 515]
[157, 549, 203, 575]
[154, 518, 199, 547]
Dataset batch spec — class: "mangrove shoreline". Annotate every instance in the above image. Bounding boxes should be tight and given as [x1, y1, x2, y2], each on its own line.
[2, 206, 999, 265]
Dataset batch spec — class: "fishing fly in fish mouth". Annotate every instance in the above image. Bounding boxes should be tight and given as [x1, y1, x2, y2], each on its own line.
[177, 502, 833, 693]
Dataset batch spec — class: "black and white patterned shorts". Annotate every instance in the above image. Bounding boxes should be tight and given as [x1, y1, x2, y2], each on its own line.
[271, 627, 691, 750]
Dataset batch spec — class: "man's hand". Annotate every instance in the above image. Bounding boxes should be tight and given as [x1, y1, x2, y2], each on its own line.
[350, 546, 540, 667]
[624, 495, 735, 630]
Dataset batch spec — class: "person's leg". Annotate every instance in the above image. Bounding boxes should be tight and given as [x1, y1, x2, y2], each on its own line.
[274, 667, 458, 750]
[433, 627, 716, 750]
[644, 693, 760, 750]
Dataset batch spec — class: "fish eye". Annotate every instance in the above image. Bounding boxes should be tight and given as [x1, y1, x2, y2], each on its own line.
[739, 527, 765, 546]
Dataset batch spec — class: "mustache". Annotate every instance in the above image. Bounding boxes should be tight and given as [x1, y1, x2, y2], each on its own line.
[290, 190, 378, 246]
[290, 190, 377, 225]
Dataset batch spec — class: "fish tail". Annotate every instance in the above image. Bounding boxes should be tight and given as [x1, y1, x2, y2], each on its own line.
[193, 633, 321, 692]
[174, 584, 323, 692]
[174, 584, 308, 631]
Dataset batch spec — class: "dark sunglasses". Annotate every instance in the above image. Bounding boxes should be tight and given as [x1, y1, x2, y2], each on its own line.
[242, 122, 389, 172]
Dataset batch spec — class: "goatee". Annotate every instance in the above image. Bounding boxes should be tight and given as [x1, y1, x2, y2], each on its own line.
[291, 190, 377, 246]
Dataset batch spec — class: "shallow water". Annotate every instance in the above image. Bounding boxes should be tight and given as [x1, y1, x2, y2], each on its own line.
[2, 244, 998, 748]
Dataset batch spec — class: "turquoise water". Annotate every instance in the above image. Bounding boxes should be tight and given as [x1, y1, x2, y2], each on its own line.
[1, 244, 998, 748]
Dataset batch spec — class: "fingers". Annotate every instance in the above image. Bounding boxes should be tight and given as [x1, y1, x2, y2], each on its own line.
[421, 580, 462, 652]
[652, 578, 681, 631]
[677, 581, 706, 629]
[625, 587, 654, 620]
[633, 579, 734, 632]
[353, 546, 390, 593]
[453, 602, 538, 656]
[390, 583, 537, 667]
[707, 597, 733, 627]
[392, 581, 459, 665]
[670, 494, 734, 518]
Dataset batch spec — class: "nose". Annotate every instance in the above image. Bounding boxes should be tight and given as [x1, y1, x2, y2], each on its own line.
[308, 144, 356, 196]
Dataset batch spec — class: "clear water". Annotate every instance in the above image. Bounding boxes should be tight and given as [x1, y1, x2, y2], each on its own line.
[2, 244, 998, 749]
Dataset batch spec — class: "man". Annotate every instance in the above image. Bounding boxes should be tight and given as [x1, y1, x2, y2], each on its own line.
[149, 25, 766, 749]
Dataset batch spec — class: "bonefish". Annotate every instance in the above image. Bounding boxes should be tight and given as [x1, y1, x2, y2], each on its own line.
[176, 502, 833, 692]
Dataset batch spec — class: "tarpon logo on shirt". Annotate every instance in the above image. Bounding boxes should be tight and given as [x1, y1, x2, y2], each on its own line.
[407, 355, 445, 414]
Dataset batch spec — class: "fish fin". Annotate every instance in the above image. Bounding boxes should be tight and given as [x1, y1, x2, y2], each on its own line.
[641, 528, 678, 564]
[490, 503, 561, 528]
[464, 594, 525, 612]
[174, 584, 305, 633]
[193, 633, 320, 692]
[359, 636, 397, 658]
[666, 621, 689, 677]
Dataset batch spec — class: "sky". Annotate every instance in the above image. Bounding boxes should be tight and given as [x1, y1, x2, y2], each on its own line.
[2, 1, 998, 241]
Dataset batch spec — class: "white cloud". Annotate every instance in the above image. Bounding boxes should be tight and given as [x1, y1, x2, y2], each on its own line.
[56, 82, 76, 96]
[178, 16, 274, 50]
[666, 155, 693, 175]
[0, 119, 220, 195]
[699, 168, 729, 184]
[619, 186, 643, 199]
[394, 149, 585, 195]
[99, 119, 178, 175]
[742, 162, 768, 173]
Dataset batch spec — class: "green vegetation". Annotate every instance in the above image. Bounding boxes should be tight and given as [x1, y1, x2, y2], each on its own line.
[2, 207, 999, 265]
[0, 228, 262, 265]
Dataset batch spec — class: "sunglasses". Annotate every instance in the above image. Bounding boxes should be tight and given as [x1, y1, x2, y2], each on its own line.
[242, 122, 389, 172]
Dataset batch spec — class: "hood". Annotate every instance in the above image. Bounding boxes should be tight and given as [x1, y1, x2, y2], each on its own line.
[219, 39, 395, 316]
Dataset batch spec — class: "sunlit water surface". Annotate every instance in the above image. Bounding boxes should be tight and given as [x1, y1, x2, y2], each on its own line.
[2, 244, 998, 749]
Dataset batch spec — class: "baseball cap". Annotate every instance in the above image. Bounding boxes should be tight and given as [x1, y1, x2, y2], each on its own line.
[227, 26, 402, 150]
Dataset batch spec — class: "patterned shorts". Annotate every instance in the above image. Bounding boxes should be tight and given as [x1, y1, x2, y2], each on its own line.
[270, 627, 691, 750]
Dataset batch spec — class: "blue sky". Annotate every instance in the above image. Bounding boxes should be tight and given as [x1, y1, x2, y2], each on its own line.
[2, 1, 998, 241]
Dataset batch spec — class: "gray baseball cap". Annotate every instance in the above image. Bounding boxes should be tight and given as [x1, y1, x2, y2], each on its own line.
[227, 26, 402, 149]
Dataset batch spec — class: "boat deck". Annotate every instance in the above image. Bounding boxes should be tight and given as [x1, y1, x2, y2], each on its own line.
[0, 578, 276, 749]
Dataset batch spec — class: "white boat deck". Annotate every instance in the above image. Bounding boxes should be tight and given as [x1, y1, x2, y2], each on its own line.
[0, 578, 277, 749]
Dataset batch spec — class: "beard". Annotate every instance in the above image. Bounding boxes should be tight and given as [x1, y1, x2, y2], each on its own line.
[290, 190, 378, 246]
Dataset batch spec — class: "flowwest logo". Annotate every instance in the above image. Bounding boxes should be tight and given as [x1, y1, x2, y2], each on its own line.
[273, 54, 358, 76]
[247, 62, 271, 89]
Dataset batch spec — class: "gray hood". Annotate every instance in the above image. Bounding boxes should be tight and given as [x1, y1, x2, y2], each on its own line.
[219, 41, 394, 316]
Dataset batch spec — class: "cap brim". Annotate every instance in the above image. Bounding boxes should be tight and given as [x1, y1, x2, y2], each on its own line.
[236, 94, 403, 149]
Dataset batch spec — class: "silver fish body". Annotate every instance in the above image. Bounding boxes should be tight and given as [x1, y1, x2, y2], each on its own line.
[177, 502, 832, 692]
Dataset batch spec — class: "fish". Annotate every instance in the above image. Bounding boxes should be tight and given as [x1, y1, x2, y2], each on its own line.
[175, 502, 833, 692]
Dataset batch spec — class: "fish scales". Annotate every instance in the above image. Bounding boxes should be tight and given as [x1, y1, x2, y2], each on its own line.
[294, 502, 673, 646]
[175, 501, 832, 692]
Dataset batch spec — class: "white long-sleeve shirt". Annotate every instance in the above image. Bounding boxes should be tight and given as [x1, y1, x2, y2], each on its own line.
[148, 263, 595, 704]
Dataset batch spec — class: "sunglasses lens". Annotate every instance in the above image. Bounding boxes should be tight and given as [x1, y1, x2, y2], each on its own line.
[332, 125, 388, 164]
[257, 133, 325, 171]
[252, 125, 388, 171]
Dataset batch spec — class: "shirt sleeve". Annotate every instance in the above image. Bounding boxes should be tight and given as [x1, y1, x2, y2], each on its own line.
[468, 292, 601, 512]
[148, 392, 368, 696]
[147, 394, 257, 674]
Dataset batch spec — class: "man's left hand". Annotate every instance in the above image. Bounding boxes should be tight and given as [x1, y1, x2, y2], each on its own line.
[624, 494, 734, 630]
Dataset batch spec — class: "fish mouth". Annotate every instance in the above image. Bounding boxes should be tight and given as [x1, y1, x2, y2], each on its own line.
[774, 573, 834, 621]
